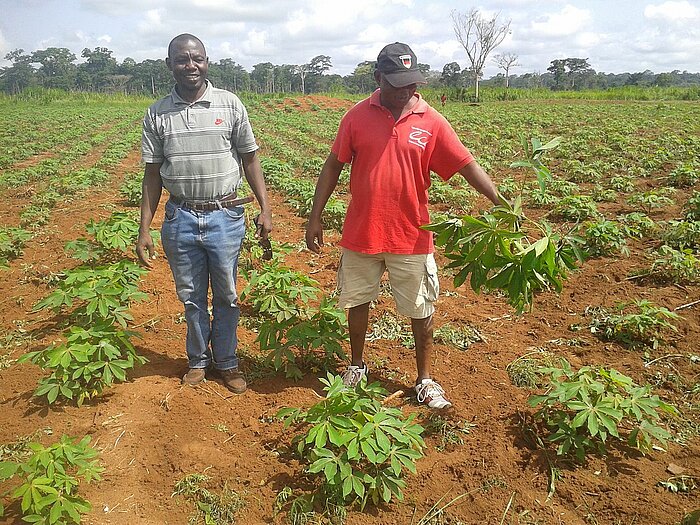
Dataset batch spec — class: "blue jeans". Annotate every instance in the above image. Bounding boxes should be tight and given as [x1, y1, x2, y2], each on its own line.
[161, 199, 245, 371]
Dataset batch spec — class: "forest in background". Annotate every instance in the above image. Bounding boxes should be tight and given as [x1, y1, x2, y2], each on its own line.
[2, 45, 700, 98]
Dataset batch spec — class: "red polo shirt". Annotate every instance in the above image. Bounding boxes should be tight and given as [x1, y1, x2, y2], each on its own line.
[332, 90, 474, 254]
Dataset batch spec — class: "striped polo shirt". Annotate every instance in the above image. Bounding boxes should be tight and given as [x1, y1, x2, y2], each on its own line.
[142, 80, 258, 201]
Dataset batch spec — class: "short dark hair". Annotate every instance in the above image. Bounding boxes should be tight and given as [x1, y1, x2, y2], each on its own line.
[168, 34, 206, 58]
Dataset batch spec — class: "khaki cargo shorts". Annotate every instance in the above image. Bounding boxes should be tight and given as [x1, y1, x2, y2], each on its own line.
[337, 248, 439, 319]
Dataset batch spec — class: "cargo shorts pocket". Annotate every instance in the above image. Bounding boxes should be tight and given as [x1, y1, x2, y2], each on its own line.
[422, 257, 440, 302]
[336, 253, 345, 294]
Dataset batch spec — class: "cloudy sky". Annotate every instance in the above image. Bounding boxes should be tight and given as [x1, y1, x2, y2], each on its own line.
[1, 0, 699, 77]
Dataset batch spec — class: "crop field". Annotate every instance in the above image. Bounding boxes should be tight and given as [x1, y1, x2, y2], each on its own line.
[0, 91, 699, 525]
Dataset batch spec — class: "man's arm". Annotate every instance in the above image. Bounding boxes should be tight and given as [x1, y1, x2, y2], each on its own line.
[305, 152, 345, 253]
[458, 159, 500, 206]
[240, 150, 272, 239]
[136, 162, 163, 268]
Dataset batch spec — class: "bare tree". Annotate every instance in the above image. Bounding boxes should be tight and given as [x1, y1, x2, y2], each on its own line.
[493, 52, 519, 88]
[451, 8, 511, 101]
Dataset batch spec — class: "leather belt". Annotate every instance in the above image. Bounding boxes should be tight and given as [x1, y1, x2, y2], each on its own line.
[170, 194, 254, 211]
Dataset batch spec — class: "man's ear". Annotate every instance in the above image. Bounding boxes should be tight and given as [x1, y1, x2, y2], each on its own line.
[374, 70, 381, 84]
[165, 57, 172, 71]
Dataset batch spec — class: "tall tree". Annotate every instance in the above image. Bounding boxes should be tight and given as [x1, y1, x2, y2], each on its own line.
[493, 52, 519, 88]
[564, 58, 593, 89]
[295, 55, 332, 93]
[547, 59, 566, 90]
[79, 47, 117, 90]
[440, 62, 462, 87]
[0, 49, 36, 93]
[210, 58, 250, 92]
[251, 62, 275, 93]
[451, 8, 511, 101]
[346, 61, 375, 93]
[31, 47, 77, 89]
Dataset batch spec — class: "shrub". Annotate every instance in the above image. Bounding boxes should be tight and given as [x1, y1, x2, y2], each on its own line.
[425, 198, 586, 314]
[0, 435, 102, 524]
[649, 245, 700, 284]
[667, 163, 699, 188]
[586, 300, 680, 350]
[609, 174, 635, 193]
[278, 374, 425, 511]
[684, 191, 700, 221]
[119, 171, 143, 206]
[581, 219, 629, 257]
[553, 195, 600, 222]
[19, 322, 146, 405]
[627, 189, 675, 214]
[257, 297, 348, 380]
[618, 212, 657, 238]
[0, 227, 32, 268]
[660, 220, 700, 251]
[528, 360, 677, 461]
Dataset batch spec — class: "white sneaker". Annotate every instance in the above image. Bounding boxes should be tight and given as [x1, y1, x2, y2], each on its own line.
[341, 363, 368, 388]
[415, 379, 452, 409]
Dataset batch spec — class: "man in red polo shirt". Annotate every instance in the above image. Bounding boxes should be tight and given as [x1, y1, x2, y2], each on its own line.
[305, 42, 500, 409]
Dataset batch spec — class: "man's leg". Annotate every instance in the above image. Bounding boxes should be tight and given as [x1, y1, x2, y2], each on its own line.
[207, 206, 247, 393]
[337, 249, 384, 387]
[387, 253, 451, 408]
[411, 315, 434, 381]
[348, 302, 370, 367]
[161, 201, 213, 384]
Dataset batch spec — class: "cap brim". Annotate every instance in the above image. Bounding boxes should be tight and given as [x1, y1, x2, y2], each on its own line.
[384, 70, 426, 87]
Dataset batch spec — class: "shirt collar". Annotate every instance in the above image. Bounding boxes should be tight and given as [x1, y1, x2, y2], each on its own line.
[170, 79, 214, 105]
[369, 88, 427, 114]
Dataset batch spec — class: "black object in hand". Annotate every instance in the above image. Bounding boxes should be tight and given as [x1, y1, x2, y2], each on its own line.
[259, 238, 272, 260]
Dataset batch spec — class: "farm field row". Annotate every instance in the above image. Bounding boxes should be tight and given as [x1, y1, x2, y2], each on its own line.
[0, 93, 698, 525]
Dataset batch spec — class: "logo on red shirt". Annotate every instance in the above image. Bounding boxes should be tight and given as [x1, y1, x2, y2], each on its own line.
[408, 126, 432, 150]
[215, 118, 224, 125]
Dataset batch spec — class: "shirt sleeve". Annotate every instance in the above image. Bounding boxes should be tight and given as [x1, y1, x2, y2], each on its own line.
[231, 97, 259, 154]
[331, 110, 354, 164]
[141, 106, 164, 164]
[428, 114, 474, 181]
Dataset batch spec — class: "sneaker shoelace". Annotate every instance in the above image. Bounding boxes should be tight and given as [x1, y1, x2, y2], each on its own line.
[416, 380, 446, 404]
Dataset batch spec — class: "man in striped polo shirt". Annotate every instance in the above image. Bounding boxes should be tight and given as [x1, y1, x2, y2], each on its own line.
[137, 33, 272, 394]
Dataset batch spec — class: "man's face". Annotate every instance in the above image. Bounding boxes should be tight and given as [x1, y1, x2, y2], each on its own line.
[167, 39, 208, 96]
[375, 71, 417, 112]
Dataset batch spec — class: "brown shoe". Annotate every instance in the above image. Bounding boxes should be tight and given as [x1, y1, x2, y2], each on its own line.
[182, 368, 206, 386]
[218, 368, 247, 394]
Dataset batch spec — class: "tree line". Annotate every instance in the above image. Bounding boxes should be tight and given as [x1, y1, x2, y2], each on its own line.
[1, 44, 698, 97]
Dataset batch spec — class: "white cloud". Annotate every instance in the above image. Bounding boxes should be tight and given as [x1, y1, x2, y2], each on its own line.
[0, 29, 9, 65]
[529, 5, 592, 38]
[241, 29, 268, 57]
[644, 1, 700, 22]
[573, 32, 602, 48]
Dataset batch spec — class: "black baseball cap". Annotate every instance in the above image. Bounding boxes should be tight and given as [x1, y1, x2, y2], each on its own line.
[375, 42, 426, 87]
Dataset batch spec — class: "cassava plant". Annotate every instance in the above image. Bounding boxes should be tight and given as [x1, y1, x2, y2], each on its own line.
[424, 197, 586, 314]
[0, 434, 102, 524]
[18, 322, 146, 405]
[24, 215, 150, 405]
[648, 245, 700, 284]
[586, 300, 680, 350]
[425, 136, 587, 313]
[33, 260, 148, 328]
[240, 260, 320, 322]
[528, 359, 678, 462]
[257, 297, 348, 380]
[277, 373, 425, 512]
[580, 219, 629, 258]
